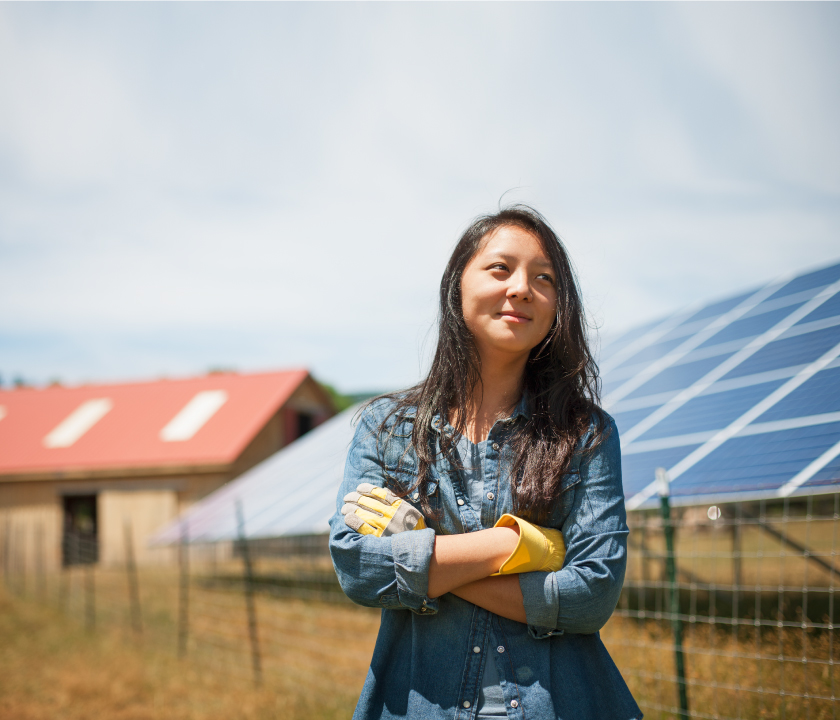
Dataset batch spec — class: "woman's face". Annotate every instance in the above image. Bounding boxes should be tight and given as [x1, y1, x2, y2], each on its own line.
[460, 225, 558, 363]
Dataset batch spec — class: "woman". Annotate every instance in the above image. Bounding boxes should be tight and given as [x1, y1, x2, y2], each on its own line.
[329, 205, 641, 720]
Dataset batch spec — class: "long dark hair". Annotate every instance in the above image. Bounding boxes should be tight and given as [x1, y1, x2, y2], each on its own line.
[376, 204, 607, 525]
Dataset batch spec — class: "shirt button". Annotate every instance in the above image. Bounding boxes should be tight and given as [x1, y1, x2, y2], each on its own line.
[492, 442, 499, 451]
[510, 699, 519, 708]
[412, 492, 420, 500]
[497, 646, 505, 653]
[457, 498, 465, 506]
[463, 701, 471, 709]
[487, 492, 495, 500]
[473, 646, 481, 653]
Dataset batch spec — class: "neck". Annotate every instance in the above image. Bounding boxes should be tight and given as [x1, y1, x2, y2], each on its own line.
[459, 352, 528, 443]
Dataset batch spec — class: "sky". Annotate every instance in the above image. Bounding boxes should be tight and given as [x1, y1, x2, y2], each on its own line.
[1, 3, 839, 394]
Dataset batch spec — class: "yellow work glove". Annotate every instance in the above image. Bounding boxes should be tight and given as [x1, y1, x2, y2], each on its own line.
[341, 483, 427, 537]
[491, 514, 566, 575]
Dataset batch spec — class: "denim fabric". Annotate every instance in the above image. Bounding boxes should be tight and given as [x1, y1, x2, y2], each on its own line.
[452, 433, 510, 719]
[329, 397, 642, 720]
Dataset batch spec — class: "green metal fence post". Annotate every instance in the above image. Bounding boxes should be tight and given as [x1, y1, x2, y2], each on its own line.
[656, 467, 689, 719]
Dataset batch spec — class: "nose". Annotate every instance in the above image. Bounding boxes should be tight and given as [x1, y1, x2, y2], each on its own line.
[507, 269, 532, 301]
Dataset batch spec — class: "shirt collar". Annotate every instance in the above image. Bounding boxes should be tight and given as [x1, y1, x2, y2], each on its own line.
[430, 390, 531, 434]
[510, 391, 531, 421]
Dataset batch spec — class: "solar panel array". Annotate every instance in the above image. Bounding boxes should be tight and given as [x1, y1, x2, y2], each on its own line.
[601, 260, 840, 509]
[156, 260, 840, 541]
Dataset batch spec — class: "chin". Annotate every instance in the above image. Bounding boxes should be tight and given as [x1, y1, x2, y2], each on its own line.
[488, 339, 541, 357]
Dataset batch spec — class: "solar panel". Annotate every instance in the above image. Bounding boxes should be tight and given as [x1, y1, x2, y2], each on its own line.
[150, 404, 361, 544]
[602, 260, 840, 509]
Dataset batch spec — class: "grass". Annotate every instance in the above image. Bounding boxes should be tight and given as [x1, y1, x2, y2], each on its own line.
[602, 616, 840, 719]
[4, 530, 840, 720]
[0, 586, 371, 720]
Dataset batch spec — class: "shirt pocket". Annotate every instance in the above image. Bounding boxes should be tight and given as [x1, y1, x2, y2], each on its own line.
[380, 435, 417, 488]
[548, 470, 583, 528]
[381, 454, 441, 521]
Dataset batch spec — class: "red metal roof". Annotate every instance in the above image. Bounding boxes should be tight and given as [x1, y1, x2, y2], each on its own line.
[0, 369, 311, 477]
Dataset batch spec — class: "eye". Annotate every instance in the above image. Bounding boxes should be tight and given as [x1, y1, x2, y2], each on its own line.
[537, 273, 555, 284]
[489, 263, 509, 272]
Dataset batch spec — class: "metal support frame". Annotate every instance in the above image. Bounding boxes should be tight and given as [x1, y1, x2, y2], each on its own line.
[742, 508, 840, 578]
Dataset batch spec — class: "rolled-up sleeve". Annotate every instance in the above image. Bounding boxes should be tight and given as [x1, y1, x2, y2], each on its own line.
[329, 402, 439, 615]
[519, 417, 628, 637]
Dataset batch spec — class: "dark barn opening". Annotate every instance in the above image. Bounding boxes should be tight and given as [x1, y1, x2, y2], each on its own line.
[297, 412, 315, 438]
[62, 494, 99, 566]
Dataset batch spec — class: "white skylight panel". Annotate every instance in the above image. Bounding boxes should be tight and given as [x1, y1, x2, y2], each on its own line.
[43, 398, 113, 448]
[160, 390, 228, 442]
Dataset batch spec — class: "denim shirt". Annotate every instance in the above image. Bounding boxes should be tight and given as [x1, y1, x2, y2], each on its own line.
[328, 397, 642, 720]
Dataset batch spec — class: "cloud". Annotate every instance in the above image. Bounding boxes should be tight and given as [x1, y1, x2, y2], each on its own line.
[671, 3, 840, 194]
[0, 10, 169, 188]
[0, 3, 838, 391]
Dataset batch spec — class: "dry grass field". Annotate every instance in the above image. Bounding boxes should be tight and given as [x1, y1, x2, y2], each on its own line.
[4, 502, 839, 720]
[0, 586, 373, 720]
[602, 617, 839, 719]
[626, 513, 840, 591]
[4, 579, 840, 720]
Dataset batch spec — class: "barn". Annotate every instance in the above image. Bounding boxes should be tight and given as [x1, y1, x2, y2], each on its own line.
[0, 369, 335, 570]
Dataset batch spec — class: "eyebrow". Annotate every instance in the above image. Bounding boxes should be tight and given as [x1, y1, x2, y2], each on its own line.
[485, 251, 553, 269]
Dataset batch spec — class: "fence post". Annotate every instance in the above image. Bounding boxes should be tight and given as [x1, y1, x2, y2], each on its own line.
[656, 468, 689, 719]
[18, 525, 26, 597]
[16, 525, 24, 596]
[731, 503, 742, 629]
[84, 536, 95, 633]
[235, 499, 262, 687]
[36, 522, 46, 600]
[178, 521, 189, 658]
[61, 533, 78, 615]
[2, 514, 9, 589]
[638, 514, 649, 618]
[124, 519, 143, 636]
[59, 556, 68, 613]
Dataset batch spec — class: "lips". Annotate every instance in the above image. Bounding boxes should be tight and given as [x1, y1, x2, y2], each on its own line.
[499, 310, 531, 322]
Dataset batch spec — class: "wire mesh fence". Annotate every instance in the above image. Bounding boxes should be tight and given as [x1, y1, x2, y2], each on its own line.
[2, 495, 839, 719]
[605, 493, 840, 720]
[0, 516, 377, 708]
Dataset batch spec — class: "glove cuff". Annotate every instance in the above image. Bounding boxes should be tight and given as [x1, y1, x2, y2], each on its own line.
[490, 513, 565, 575]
